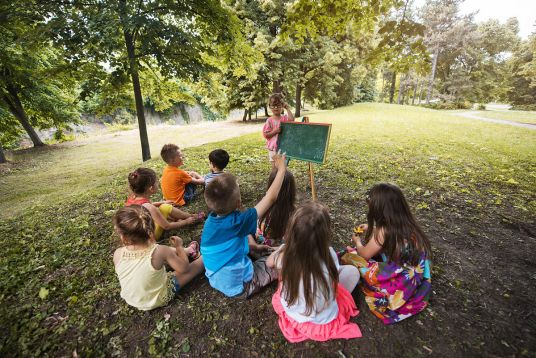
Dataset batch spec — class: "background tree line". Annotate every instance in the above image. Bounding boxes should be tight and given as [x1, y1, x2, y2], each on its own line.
[1, 0, 535, 162]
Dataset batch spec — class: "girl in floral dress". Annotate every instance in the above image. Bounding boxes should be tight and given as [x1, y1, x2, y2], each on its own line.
[342, 183, 432, 324]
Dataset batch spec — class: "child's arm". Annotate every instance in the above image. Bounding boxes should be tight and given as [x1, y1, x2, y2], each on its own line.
[163, 236, 191, 274]
[267, 245, 284, 269]
[254, 153, 287, 218]
[188, 172, 205, 185]
[283, 103, 295, 121]
[263, 126, 281, 139]
[352, 228, 384, 260]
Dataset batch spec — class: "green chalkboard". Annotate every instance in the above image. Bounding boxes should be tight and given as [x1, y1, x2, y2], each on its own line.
[277, 122, 332, 164]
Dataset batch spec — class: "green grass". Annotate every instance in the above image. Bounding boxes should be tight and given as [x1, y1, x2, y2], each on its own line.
[1, 103, 535, 356]
[472, 110, 536, 124]
[0, 121, 262, 220]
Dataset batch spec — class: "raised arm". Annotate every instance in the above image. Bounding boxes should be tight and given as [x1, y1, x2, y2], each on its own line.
[352, 228, 384, 260]
[254, 153, 287, 218]
[283, 103, 295, 121]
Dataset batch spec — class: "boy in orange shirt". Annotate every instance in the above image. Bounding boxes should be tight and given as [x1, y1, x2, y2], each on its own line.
[160, 144, 205, 206]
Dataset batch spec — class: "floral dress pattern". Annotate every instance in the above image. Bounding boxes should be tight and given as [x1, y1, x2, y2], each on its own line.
[341, 252, 432, 325]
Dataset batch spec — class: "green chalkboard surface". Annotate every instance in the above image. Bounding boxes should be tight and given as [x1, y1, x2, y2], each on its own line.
[277, 122, 332, 164]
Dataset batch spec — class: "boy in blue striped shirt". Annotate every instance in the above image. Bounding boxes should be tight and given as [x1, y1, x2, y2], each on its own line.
[204, 149, 230, 187]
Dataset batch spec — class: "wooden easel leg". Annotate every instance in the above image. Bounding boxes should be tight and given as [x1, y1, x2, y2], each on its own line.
[308, 162, 316, 201]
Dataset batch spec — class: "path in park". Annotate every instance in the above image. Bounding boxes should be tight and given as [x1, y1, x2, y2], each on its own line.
[0, 119, 264, 220]
[453, 110, 536, 129]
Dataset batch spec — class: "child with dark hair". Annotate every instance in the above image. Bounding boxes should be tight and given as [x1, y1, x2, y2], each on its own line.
[200, 154, 287, 298]
[160, 144, 204, 206]
[263, 93, 294, 164]
[126, 168, 203, 240]
[113, 205, 204, 311]
[257, 168, 296, 246]
[342, 183, 432, 325]
[203, 149, 230, 187]
[267, 201, 362, 342]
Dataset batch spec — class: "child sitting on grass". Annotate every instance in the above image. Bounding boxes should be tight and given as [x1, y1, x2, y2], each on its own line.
[126, 168, 202, 240]
[204, 149, 229, 187]
[257, 168, 296, 247]
[341, 183, 432, 325]
[160, 144, 204, 206]
[267, 201, 361, 342]
[200, 153, 288, 298]
[113, 205, 204, 311]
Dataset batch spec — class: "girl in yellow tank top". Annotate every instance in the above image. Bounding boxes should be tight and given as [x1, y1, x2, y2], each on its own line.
[113, 205, 205, 311]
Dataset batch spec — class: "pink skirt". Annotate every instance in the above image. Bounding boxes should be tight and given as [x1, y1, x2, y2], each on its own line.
[272, 284, 362, 343]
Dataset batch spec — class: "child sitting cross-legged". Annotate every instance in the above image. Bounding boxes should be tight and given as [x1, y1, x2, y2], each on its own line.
[341, 183, 432, 325]
[112, 205, 204, 311]
[200, 153, 288, 298]
[203, 149, 230, 187]
[126, 168, 203, 241]
[160, 144, 205, 206]
[267, 201, 362, 342]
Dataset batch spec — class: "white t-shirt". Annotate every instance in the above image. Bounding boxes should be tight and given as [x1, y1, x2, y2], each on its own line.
[276, 246, 340, 324]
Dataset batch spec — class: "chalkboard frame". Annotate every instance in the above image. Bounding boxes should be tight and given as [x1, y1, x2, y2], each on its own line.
[277, 121, 332, 164]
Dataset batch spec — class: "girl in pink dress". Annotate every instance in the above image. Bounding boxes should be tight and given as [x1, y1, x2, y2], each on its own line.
[262, 93, 295, 164]
[267, 201, 362, 342]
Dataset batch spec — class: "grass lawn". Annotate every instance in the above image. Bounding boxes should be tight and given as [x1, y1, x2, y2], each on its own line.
[1, 103, 535, 357]
[472, 109, 536, 124]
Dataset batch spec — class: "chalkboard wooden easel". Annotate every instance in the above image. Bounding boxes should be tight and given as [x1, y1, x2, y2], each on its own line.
[277, 117, 332, 200]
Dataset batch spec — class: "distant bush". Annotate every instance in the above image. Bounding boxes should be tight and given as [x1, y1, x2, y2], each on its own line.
[510, 104, 536, 111]
[477, 103, 486, 110]
[422, 101, 472, 110]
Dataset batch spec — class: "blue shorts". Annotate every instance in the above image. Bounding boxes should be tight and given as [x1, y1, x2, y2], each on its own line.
[171, 275, 181, 296]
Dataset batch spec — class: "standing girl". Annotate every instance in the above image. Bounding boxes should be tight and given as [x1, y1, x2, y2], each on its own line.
[257, 168, 296, 247]
[262, 93, 295, 164]
[267, 202, 362, 342]
[113, 205, 204, 310]
[342, 183, 432, 324]
[126, 168, 203, 241]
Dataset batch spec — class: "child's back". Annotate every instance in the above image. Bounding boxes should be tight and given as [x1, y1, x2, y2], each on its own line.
[267, 202, 361, 342]
[201, 155, 288, 298]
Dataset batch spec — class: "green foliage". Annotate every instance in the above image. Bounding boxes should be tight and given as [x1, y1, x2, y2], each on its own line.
[0, 2, 81, 147]
[421, 101, 472, 110]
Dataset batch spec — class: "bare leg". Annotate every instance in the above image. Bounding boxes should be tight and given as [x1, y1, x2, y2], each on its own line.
[169, 207, 192, 220]
[174, 256, 204, 287]
[339, 265, 360, 293]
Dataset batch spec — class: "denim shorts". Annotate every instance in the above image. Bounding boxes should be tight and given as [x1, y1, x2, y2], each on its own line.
[171, 275, 181, 296]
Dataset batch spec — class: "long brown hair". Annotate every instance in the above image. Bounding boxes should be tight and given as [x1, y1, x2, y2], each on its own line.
[365, 183, 431, 265]
[281, 202, 338, 316]
[258, 169, 296, 242]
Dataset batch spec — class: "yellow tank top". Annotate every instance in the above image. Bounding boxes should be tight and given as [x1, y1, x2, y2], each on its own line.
[115, 244, 174, 311]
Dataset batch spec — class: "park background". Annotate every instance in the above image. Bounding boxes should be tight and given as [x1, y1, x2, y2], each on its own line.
[1, 0, 535, 357]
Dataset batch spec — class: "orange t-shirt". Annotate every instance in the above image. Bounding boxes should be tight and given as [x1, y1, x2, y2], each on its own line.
[161, 165, 192, 206]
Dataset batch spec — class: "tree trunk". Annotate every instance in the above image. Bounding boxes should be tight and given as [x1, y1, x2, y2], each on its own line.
[242, 108, 248, 121]
[426, 47, 440, 104]
[248, 108, 252, 121]
[380, 72, 386, 102]
[295, 83, 302, 117]
[264, 104, 268, 117]
[121, 1, 150, 161]
[2, 90, 44, 147]
[273, 80, 281, 94]
[389, 72, 397, 104]
[0, 141, 6, 164]
[397, 75, 406, 105]
[412, 79, 419, 105]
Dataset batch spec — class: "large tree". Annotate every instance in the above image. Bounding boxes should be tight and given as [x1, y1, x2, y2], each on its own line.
[0, 2, 80, 149]
[47, 0, 237, 161]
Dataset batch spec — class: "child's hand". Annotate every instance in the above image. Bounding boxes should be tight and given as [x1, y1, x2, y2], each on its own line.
[170, 236, 183, 248]
[273, 151, 287, 170]
[351, 234, 363, 249]
[353, 224, 367, 235]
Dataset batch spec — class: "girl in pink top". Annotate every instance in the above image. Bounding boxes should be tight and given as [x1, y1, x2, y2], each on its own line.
[263, 93, 295, 164]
